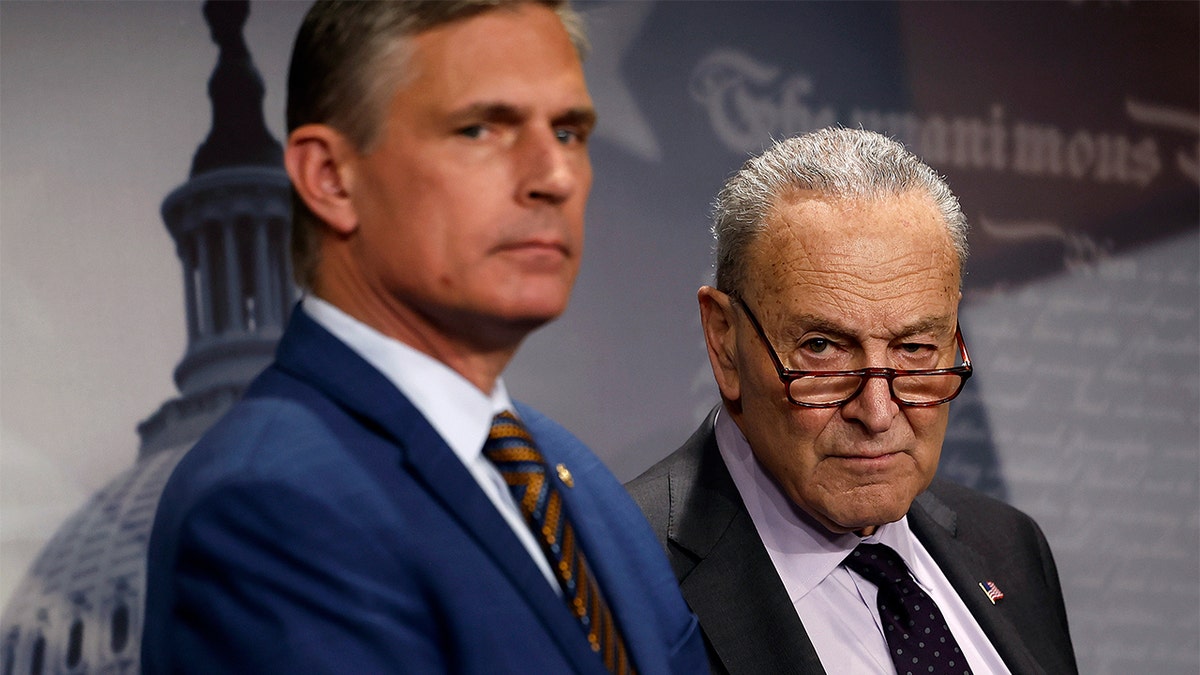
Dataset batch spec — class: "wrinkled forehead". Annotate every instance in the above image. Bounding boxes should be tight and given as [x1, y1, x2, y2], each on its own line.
[747, 191, 961, 318]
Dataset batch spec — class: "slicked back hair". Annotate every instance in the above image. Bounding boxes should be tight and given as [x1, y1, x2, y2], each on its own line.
[710, 127, 969, 295]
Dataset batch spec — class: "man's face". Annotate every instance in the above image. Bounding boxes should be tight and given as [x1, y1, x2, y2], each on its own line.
[341, 4, 594, 350]
[712, 190, 962, 535]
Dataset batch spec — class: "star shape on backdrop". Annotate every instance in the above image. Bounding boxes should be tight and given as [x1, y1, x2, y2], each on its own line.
[581, 1, 662, 163]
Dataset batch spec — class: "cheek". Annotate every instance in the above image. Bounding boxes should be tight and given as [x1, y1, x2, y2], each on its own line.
[748, 407, 832, 486]
[906, 407, 949, 469]
[562, 205, 587, 251]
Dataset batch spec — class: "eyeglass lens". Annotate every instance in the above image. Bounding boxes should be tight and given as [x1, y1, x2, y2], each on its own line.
[789, 372, 964, 406]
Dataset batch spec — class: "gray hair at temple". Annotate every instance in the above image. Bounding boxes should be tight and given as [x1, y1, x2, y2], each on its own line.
[710, 127, 969, 295]
[286, 0, 588, 289]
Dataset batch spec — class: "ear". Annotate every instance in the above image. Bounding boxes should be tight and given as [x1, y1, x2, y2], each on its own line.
[285, 123, 358, 235]
[698, 285, 741, 405]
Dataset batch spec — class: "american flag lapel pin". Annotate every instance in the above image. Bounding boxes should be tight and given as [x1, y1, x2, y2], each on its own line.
[979, 580, 1005, 605]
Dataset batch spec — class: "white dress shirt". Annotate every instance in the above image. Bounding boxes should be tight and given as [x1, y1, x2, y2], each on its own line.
[302, 295, 560, 592]
[714, 407, 1011, 674]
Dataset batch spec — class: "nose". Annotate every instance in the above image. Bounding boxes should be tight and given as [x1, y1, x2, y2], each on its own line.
[517, 128, 585, 206]
[839, 373, 898, 434]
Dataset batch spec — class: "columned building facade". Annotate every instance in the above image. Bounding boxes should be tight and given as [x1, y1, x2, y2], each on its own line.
[1, 2, 293, 672]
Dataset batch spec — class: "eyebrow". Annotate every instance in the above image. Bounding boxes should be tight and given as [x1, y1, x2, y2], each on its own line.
[781, 313, 956, 343]
[448, 102, 525, 125]
[448, 102, 597, 131]
[554, 106, 597, 132]
[893, 316, 957, 338]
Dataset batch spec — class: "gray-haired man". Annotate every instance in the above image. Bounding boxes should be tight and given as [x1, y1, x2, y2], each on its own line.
[629, 128, 1077, 675]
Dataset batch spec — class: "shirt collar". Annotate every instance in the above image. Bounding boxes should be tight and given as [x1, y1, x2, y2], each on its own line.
[301, 295, 513, 464]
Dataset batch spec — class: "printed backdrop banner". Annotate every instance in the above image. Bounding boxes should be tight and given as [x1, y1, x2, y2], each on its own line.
[1, 2, 1196, 674]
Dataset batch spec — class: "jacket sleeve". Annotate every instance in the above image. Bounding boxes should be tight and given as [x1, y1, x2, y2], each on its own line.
[146, 480, 447, 674]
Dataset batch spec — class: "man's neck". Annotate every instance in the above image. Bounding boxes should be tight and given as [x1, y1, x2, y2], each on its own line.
[310, 284, 522, 394]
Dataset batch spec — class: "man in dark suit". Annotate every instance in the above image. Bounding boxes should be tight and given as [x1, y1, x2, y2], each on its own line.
[142, 2, 704, 673]
[628, 128, 1077, 674]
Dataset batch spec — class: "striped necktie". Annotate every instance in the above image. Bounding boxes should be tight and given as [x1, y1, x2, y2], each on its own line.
[844, 543, 973, 675]
[483, 411, 636, 675]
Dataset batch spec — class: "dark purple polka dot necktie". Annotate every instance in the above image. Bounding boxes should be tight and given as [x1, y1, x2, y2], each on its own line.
[844, 543, 973, 675]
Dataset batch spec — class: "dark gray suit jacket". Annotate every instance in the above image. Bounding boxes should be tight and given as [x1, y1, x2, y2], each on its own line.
[626, 408, 1077, 675]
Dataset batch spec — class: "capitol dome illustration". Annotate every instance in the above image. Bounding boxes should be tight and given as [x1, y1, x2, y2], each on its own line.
[0, 2, 293, 672]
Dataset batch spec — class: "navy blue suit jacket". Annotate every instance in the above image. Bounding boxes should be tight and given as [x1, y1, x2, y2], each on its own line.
[143, 309, 704, 674]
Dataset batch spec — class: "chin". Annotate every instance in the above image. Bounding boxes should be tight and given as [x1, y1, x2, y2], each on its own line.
[826, 489, 915, 532]
[503, 287, 573, 321]
[488, 302, 566, 338]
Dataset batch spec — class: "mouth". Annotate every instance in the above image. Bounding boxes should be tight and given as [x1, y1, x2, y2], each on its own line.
[828, 450, 906, 471]
[496, 235, 571, 258]
[493, 238, 573, 270]
[499, 238, 569, 254]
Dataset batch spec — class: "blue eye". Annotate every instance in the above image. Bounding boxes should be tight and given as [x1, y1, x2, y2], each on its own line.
[458, 125, 486, 139]
[554, 127, 587, 145]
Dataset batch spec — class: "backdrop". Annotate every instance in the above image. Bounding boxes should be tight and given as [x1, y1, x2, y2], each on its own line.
[2, 2, 1196, 673]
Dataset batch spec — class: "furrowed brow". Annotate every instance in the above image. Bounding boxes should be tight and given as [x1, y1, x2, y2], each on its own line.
[780, 314, 853, 341]
[894, 316, 957, 339]
[780, 314, 956, 342]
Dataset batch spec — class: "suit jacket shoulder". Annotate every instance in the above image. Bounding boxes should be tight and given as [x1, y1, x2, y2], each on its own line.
[911, 481, 1078, 674]
[627, 408, 827, 675]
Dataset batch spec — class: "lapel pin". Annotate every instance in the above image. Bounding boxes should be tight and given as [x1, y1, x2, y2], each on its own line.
[555, 463, 574, 488]
[979, 580, 1005, 604]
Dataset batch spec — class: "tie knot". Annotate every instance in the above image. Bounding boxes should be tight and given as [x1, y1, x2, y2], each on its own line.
[486, 411, 535, 449]
[843, 543, 913, 588]
[489, 410, 530, 441]
[483, 411, 545, 467]
[845, 543, 972, 674]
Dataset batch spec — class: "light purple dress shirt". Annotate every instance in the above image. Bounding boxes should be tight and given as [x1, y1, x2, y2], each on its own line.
[714, 407, 1011, 674]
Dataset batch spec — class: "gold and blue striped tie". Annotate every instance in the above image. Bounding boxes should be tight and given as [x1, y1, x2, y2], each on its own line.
[483, 411, 636, 675]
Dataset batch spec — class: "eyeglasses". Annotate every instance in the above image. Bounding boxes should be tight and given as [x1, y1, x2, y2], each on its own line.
[731, 294, 972, 408]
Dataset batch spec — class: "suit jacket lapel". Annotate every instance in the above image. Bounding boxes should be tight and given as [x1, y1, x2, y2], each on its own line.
[519, 404, 677, 675]
[668, 411, 826, 675]
[271, 309, 607, 675]
[910, 490, 1046, 675]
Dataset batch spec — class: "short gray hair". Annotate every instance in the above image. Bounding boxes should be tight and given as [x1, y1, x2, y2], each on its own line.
[286, 0, 587, 289]
[711, 127, 969, 294]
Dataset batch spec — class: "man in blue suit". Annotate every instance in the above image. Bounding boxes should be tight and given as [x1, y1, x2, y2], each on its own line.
[142, 1, 704, 672]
